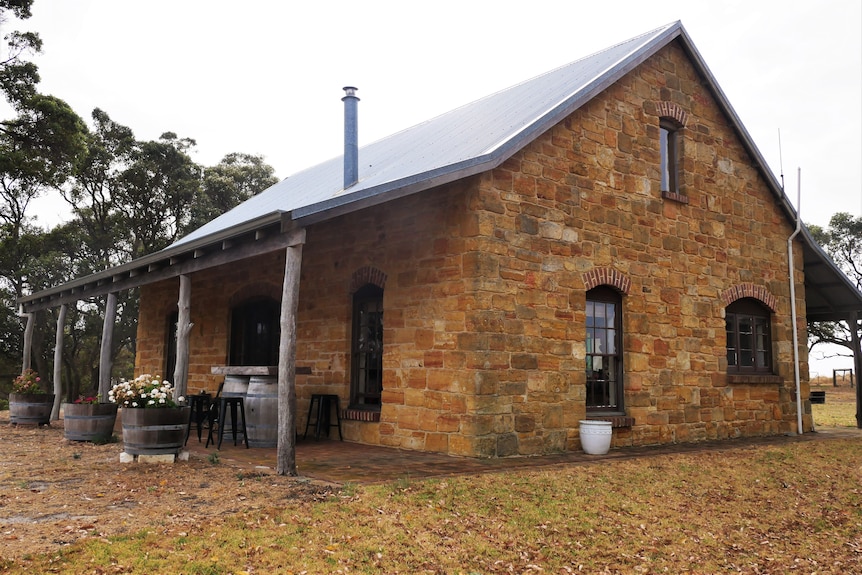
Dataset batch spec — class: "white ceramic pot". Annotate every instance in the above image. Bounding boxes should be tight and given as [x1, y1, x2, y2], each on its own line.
[579, 420, 613, 455]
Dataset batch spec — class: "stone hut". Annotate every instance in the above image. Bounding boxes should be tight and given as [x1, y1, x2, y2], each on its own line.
[19, 22, 862, 461]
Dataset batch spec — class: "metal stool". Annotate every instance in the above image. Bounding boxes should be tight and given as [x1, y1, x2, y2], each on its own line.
[184, 393, 212, 445]
[303, 394, 343, 440]
[206, 396, 249, 449]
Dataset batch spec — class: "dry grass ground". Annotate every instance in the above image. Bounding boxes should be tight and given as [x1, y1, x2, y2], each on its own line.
[0, 387, 860, 574]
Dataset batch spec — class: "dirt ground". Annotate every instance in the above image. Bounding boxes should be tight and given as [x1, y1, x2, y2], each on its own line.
[0, 411, 334, 560]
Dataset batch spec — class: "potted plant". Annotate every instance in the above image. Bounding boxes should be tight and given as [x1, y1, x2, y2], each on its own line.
[110, 374, 189, 456]
[63, 394, 118, 442]
[9, 369, 55, 425]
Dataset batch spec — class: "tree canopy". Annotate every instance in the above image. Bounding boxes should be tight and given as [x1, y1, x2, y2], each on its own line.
[0, 0, 278, 399]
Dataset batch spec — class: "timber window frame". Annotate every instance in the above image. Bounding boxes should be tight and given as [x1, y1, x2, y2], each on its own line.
[725, 298, 773, 374]
[586, 286, 625, 415]
[660, 118, 682, 197]
[350, 283, 384, 410]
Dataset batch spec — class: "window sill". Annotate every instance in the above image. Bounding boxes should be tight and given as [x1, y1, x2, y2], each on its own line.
[342, 408, 381, 422]
[661, 190, 689, 204]
[587, 415, 635, 428]
[727, 374, 782, 385]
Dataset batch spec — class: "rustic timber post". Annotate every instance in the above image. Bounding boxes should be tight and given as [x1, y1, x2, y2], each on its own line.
[277, 229, 306, 476]
[50, 304, 68, 421]
[851, 311, 862, 429]
[173, 274, 193, 400]
[20, 309, 34, 373]
[98, 293, 118, 401]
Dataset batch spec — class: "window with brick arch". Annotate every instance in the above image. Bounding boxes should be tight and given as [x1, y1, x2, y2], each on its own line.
[229, 298, 280, 366]
[586, 286, 624, 414]
[351, 284, 384, 409]
[725, 298, 772, 373]
[660, 118, 682, 195]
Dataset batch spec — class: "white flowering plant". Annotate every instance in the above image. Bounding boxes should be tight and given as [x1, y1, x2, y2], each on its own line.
[108, 374, 184, 408]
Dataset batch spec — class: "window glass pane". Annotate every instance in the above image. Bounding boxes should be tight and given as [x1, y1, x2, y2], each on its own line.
[606, 328, 616, 355]
[594, 304, 607, 328]
[727, 348, 737, 366]
[660, 127, 669, 191]
[725, 315, 736, 366]
[738, 316, 752, 351]
[586, 302, 594, 327]
[605, 304, 615, 326]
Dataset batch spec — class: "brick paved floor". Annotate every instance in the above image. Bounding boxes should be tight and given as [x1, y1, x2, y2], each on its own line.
[183, 426, 862, 485]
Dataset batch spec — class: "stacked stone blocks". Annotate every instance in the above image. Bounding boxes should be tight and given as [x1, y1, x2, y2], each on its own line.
[135, 40, 809, 458]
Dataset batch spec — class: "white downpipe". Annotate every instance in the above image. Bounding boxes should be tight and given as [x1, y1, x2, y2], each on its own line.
[787, 168, 803, 434]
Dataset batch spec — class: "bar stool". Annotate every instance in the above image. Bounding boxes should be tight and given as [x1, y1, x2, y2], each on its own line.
[206, 396, 249, 449]
[184, 392, 212, 445]
[303, 394, 343, 440]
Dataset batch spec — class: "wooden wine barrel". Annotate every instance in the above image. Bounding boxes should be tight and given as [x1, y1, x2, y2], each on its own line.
[9, 393, 55, 425]
[63, 403, 118, 442]
[121, 407, 190, 455]
[246, 376, 278, 447]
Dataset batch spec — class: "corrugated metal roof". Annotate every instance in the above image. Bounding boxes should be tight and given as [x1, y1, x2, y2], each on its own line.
[175, 22, 681, 246]
[18, 21, 862, 321]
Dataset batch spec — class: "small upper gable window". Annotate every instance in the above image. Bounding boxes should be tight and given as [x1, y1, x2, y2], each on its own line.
[660, 118, 681, 196]
[655, 101, 688, 204]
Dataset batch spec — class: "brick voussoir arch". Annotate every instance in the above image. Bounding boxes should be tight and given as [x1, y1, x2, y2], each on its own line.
[721, 283, 777, 312]
[350, 266, 387, 293]
[656, 101, 688, 127]
[228, 282, 282, 307]
[582, 267, 631, 295]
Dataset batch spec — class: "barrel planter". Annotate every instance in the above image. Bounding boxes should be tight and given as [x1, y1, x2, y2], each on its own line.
[579, 420, 613, 455]
[9, 393, 55, 425]
[121, 406, 191, 455]
[63, 403, 118, 442]
[246, 376, 278, 447]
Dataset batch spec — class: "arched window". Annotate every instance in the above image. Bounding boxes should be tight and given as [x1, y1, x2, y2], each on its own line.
[351, 284, 384, 409]
[725, 298, 772, 373]
[229, 298, 280, 366]
[660, 118, 681, 194]
[586, 286, 624, 413]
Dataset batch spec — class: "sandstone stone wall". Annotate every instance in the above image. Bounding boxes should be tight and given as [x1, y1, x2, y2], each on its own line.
[136, 38, 810, 458]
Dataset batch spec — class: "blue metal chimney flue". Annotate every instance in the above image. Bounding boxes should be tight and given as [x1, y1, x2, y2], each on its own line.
[342, 86, 359, 189]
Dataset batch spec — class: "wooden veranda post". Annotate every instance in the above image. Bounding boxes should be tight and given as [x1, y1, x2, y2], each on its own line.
[173, 274, 193, 400]
[51, 304, 67, 420]
[277, 229, 306, 476]
[851, 311, 862, 429]
[20, 310, 34, 373]
[98, 293, 118, 401]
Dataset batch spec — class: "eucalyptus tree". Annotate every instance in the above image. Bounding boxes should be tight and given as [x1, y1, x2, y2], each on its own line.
[0, 0, 89, 387]
[114, 132, 201, 257]
[186, 152, 279, 234]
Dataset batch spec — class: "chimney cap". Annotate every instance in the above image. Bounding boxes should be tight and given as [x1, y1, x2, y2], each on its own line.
[343, 86, 358, 97]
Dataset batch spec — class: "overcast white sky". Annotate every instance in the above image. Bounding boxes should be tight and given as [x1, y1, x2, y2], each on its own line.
[5, 0, 862, 374]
